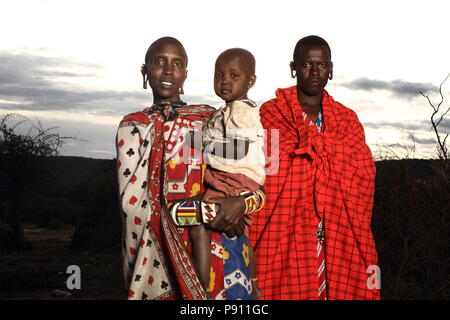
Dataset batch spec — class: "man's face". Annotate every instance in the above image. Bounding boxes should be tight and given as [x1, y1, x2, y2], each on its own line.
[146, 41, 187, 103]
[214, 55, 253, 103]
[293, 45, 332, 96]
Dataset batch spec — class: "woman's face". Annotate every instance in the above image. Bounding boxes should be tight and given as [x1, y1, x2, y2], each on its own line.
[292, 45, 332, 96]
[146, 42, 187, 103]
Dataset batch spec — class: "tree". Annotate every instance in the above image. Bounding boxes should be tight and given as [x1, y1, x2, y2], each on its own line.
[0, 113, 76, 250]
[420, 73, 450, 162]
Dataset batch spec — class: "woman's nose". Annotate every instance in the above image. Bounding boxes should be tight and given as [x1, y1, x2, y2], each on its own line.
[163, 63, 173, 75]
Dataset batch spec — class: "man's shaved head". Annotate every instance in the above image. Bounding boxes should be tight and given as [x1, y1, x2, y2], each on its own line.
[215, 48, 255, 75]
[293, 35, 331, 62]
[144, 36, 188, 66]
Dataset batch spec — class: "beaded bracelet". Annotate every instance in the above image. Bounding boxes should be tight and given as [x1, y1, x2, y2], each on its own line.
[170, 200, 200, 226]
[201, 201, 217, 223]
[240, 191, 259, 215]
[254, 190, 266, 213]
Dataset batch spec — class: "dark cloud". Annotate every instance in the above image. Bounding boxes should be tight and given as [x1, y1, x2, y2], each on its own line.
[363, 120, 431, 131]
[0, 51, 217, 117]
[413, 137, 437, 145]
[340, 78, 438, 98]
[363, 119, 450, 147]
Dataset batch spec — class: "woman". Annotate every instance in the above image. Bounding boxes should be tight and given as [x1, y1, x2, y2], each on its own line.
[249, 35, 380, 300]
[116, 37, 264, 300]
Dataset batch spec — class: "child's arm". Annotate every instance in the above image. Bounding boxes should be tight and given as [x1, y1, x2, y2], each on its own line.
[210, 138, 250, 160]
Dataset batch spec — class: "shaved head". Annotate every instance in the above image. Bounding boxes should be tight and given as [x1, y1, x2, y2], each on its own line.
[216, 48, 255, 75]
[145, 36, 188, 66]
[293, 35, 331, 62]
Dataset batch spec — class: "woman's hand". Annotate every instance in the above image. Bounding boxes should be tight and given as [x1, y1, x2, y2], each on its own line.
[206, 196, 246, 237]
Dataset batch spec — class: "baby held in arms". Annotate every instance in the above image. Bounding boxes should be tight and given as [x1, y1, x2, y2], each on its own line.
[189, 48, 266, 299]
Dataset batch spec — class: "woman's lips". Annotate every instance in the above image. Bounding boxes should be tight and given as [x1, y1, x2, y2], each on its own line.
[160, 81, 174, 88]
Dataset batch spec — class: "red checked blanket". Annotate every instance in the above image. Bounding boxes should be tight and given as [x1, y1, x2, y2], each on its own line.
[249, 86, 380, 300]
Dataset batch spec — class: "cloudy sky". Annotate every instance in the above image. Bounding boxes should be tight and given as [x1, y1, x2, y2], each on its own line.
[1, 0, 449, 159]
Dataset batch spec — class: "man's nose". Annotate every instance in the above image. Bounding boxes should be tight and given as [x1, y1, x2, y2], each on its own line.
[311, 64, 319, 76]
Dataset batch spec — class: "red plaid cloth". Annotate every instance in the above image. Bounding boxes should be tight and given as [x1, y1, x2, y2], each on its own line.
[249, 86, 380, 300]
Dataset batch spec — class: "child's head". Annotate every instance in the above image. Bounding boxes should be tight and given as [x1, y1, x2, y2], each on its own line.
[290, 35, 333, 96]
[142, 37, 188, 104]
[214, 48, 256, 103]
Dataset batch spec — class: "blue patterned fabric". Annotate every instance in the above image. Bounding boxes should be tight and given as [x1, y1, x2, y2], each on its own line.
[221, 234, 252, 300]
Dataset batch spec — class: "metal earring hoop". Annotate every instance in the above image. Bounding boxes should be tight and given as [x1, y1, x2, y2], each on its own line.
[329, 74, 333, 80]
[179, 87, 184, 95]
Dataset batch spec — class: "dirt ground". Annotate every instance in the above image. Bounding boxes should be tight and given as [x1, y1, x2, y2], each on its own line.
[0, 225, 125, 300]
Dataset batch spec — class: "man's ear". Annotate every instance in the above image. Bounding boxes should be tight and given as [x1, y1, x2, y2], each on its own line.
[290, 61, 296, 78]
[248, 75, 256, 89]
[329, 61, 333, 80]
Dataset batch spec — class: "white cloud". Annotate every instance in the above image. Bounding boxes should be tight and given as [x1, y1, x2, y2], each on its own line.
[1, 0, 449, 159]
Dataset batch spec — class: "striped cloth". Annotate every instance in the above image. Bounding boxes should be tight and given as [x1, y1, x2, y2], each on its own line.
[304, 109, 327, 299]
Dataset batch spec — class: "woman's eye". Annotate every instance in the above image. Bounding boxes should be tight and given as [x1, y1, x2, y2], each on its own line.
[174, 61, 183, 68]
[154, 58, 164, 65]
[231, 73, 239, 78]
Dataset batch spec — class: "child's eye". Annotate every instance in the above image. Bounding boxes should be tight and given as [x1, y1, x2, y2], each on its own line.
[215, 73, 222, 79]
[231, 73, 239, 78]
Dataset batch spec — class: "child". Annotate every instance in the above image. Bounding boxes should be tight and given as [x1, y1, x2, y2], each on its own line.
[189, 48, 266, 299]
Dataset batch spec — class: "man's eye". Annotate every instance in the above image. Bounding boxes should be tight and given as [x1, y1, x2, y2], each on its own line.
[154, 58, 164, 65]
[303, 63, 311, 68]
[320, 63, 327, 68]
[174, 61, 183, 68]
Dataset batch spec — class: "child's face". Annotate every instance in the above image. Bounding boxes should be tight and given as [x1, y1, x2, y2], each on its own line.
[214, 56, 253, 103]
[146, 42, 187, 103]
[292, 45, 332, 96]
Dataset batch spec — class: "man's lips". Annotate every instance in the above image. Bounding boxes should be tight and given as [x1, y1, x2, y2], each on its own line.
[308, 79, 320, 85]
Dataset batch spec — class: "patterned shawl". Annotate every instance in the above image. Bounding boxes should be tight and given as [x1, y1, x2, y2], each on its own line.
[117, 103, 217, 300]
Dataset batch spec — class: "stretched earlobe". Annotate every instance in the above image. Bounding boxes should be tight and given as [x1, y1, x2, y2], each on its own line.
[290, 61, 296, 79]
[329, 72, 333, 80]
[291, 69, 297, 79]
[179, 86, 184, 95]
[141, 64, 147, 89]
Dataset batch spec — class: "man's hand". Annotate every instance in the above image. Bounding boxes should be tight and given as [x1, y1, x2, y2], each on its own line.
[206, 196, 246, 237]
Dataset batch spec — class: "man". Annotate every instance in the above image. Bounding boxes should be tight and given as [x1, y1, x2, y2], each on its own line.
[249, 35, 380, 300]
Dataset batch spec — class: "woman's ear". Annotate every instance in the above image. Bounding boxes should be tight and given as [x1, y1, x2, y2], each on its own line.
[179, 69, 188, 95]
[141, 64, 147, 89]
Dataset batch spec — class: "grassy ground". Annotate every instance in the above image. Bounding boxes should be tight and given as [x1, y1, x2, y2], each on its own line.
[0, 225, 125, 300]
